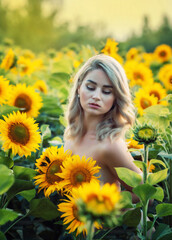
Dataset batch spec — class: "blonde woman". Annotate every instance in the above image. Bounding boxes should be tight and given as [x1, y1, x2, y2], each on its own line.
[64, 54, 142, 203]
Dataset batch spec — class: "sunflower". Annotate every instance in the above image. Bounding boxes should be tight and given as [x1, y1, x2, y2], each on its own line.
[22, 49, 35, 59]
[0, 76, 12, 105]
[161, 69, 172, 91]
[0, 48, 16, 70]
[124, 61, 154, 87]
[58, 188, 101, 236]
[57, 155, 100, 192]
[143, 82, 167, 103]
[58, 194, 87, 236]
[126, 135, 144, 149]
[33, 80, 48, 94]
[34, 146, 72, 197]
[134, 88, 158, 116]
[76, 182, 121, 216]
[158, 64, 172, 81]
[133, 123, 158, 145]
[142, 52, 155, 66]
[0, 111, 41, 157]
[126, 48, 139, 61]
[154, 44, 172, 63]
[8, 83, 43, 118]
[101, 38, 119, 55]
[11, 56, 34, 76]
[147, 161, 155, 173]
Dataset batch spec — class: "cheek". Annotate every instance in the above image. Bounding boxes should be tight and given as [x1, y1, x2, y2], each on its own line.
[104, 96, 115, 109]
[79, 88, 90, 106]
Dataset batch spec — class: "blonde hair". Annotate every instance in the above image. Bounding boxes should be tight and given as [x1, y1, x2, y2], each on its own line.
[64, 54, 135, 141]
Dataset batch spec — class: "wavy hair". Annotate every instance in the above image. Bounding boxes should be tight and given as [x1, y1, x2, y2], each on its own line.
[64, 54, 135, 141]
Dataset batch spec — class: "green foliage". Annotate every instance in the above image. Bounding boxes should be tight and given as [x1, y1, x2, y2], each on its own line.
[0, 164, 14, 195]
[0, 208, 20, 225]
[115, 167, 142, 187]
[29, 198, 59, 220]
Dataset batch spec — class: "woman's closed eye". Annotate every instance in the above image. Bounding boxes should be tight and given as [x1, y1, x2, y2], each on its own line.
[86, 84, 95, 91]
[102, 88, 112, 94]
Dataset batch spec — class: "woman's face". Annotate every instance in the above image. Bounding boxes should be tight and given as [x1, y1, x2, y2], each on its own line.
[78, 69, 115, 117]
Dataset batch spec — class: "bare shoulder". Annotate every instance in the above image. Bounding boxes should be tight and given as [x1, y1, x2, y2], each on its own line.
[101, 137, 128, 156]
[64, 139, 74, 152]
[101, 137, 141, 173]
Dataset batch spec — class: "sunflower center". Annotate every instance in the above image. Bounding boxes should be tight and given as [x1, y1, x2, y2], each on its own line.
[72, 204, 79, 220]
[159, 51, 166, 57]
[14, 94, 32, 112]
[169, 76, 172, 84]
[9, 123, 30, 145]
[87, 194, 114, 214]
[150, 91, 160, 100]
[71, 168, 91, 186]
[0, 86, 2, 94]
[134, 72, 144, 81]
[138, 128, 154, 139]
[140, 98, 151, 109]
[46, 160, 62, 184]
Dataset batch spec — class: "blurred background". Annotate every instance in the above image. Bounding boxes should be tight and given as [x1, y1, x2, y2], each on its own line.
[0, 0, 172, 53]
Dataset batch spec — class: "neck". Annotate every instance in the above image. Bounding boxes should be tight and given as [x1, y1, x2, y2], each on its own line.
[83, 113, 102, 136]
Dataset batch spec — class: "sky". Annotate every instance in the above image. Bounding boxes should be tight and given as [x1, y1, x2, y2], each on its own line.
[59, 0, 172, 40]
[3, 0, 172, 41]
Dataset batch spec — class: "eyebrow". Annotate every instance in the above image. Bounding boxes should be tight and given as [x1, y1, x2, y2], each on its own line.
[87, 79, 113, 88]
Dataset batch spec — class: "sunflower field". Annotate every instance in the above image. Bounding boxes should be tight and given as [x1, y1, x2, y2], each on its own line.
[0, 39, 172, 240]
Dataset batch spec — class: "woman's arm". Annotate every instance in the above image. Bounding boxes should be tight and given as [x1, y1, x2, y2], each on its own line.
[102, 138, 143, 203]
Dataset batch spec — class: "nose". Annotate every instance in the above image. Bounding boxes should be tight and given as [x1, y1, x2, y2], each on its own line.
[92, 89, 101, 100]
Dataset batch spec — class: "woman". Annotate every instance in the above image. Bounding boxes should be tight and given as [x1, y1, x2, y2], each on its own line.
[64, 54, 142, 203]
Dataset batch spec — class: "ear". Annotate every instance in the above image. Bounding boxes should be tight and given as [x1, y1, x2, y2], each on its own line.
[77, 85, 81, 95]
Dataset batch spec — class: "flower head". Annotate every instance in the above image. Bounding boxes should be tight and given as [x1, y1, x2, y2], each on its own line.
[154, 44, 172, 63]
[34, 146, 72, 197]
[33, 80, 48, 94]
[0, 111, 41, 157]
[133, 123, 158, 145]
[134, 88, 158, 116]
[0, 48, 16, 70]
[57, 155, 100, 192]
[0, 76, 12, 105]
[124, 61, 154, 87]
[8, 83, 43, 118]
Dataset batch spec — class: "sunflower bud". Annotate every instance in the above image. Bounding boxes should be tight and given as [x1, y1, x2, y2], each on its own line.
[133, 123, 158, 145]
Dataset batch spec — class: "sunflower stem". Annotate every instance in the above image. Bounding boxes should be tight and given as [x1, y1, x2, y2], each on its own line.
[4, 212, 29, 234]
[143, 144, 149, 184]
[142, 144, 149, 240]
[87, 220, 94, 240]
[8, 149, 12, 159]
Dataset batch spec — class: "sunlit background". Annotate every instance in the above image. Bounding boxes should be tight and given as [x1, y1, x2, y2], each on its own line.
[0, 0, 172, 52]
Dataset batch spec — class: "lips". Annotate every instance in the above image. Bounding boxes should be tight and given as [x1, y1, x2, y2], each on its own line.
[89, 103, 100, 108]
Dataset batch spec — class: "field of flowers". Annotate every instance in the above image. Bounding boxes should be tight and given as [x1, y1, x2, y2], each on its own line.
[0, 39, 172, 240]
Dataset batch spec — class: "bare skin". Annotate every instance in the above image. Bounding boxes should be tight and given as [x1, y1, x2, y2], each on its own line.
[64, 69, 142, 203]
[64, 134, 142, 203]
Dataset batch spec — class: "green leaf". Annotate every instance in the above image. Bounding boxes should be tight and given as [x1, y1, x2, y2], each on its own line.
[133, 160, 146, 171]
[7, 179, 35, 201]
[115, 167, 142, 187]
[0, 231, 7, 240]
[0, 152, 14, 168]
[158, 151, 172, 160]
[156, 203, 172, 217]
[120, 191, 133, 208]
[149, 159, 167, 169]
[13, 166, 36, 180]
[59, 115, 67, 127]
[29, 198, 59, 220]
[133, 184, 157, 205]
[150, 187, 164, 202]
[18, 189, 36, 202]
[0, 105, 19, 119]
[0, 209, 20, 225]
[123, 208, 141, 227]
[41, 124, 51, 140]
[152, 223, 172, 240]
[147, 169, 168, 185]
[0, 164, 14, 195]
